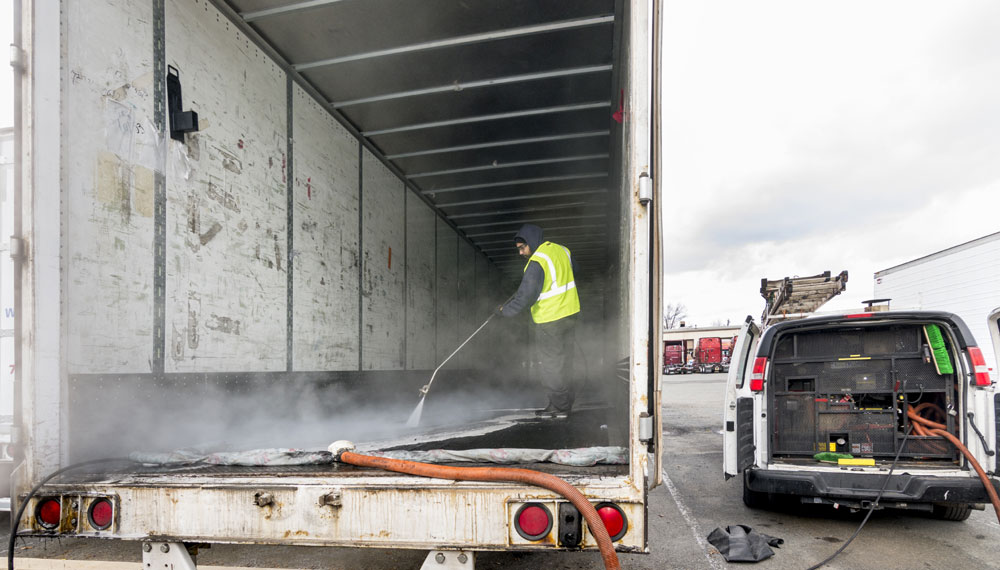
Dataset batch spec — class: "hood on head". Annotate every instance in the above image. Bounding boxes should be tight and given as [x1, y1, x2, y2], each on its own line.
[514, 224, 543, 251]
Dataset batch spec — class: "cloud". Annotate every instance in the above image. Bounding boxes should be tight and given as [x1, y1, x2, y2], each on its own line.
[660, 1, 1000, 324]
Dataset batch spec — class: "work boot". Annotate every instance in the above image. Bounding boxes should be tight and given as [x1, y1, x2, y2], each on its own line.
[535, 404, 559, 416]
[536, 406, 571, 419]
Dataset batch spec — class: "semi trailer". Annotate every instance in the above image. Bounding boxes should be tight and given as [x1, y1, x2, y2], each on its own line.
[662, 341, 684, 374]
[693, 337, 723, 374]
[10, 0, 663, 567]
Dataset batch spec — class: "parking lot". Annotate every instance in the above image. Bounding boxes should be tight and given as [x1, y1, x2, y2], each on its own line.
[4, 373, 1000, 569]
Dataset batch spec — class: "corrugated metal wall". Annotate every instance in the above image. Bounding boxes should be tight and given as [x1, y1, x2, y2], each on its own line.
[875, 234, 1000, 379]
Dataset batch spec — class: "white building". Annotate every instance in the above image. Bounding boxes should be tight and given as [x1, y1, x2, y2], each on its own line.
[874, 231, 1000, 379]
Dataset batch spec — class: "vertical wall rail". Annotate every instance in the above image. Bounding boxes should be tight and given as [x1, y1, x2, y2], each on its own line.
[152, 0, 167, 374]
[286, 76, 294, 371]
[357, 142, 364, 370]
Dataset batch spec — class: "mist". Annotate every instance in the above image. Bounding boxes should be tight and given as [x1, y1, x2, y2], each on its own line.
[69, 310, 624, 465]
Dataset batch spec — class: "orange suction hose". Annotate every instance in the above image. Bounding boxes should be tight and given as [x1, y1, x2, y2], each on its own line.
[334, 447, 621, 570]
[907, 406, 1000, 524]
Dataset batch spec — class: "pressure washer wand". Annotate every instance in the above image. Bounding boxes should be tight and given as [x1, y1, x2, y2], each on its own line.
[405, 314, 496, 427]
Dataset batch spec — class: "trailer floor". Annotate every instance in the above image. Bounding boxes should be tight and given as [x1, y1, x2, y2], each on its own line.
[55, 405, 628, 483]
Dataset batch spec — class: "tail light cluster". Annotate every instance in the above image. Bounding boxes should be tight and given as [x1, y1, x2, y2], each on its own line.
[30, 495, 117, 533]
[750, 357, 768, 391]
[511, 501, 630, 545]
[967, 347, 992, 387]
[36, 498, 61, 529]
[514, 503, 553, 541]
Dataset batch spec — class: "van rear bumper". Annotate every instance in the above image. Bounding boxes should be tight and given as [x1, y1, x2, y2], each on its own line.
[746, 468, 1000, 504]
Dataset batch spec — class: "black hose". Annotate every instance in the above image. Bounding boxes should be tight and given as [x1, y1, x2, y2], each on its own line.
[805, 426, 912, 570]
[8, 458, 131, 570]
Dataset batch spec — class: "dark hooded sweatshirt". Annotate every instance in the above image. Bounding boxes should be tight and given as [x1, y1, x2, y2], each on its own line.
[500, 224, 578, 317]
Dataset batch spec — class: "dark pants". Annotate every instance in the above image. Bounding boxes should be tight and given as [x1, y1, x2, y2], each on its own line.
[536, 314, 578, 411]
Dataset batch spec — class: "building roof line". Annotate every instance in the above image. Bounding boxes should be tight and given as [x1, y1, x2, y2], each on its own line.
[874, 231, 1000, 277]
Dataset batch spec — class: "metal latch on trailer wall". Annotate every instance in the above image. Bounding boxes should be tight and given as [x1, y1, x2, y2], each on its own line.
[639, 413, 654, 442]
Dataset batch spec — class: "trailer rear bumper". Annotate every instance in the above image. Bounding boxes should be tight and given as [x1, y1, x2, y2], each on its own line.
[746, 468, 1000, 504]
[18, 478, 646, 551]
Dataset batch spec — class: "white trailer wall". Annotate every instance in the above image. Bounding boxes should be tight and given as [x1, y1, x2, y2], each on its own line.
[291, 85, 360, 371]
[405, 197, 436, 370]
[1, 132, 13, 441]
[874, 232, 1000, 379]
[65, 0, 157, 372]
[56, 0, 497, 377]
[454, 240, 476, 368]
[165, 0, 288, 372]
[435, 222, 458, 363]
[361, 149, 405, 370]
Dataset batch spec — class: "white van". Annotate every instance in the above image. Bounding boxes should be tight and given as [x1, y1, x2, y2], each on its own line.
[724, 311, 999, 520]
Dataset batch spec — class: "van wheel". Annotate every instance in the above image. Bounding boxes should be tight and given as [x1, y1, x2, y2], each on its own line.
[742, 475, 769, 509]
[932, 504, 972, 521]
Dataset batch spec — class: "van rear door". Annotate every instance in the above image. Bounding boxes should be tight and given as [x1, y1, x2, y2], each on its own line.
[971, 308, 1000, 475]
[723, 316, 759, 479]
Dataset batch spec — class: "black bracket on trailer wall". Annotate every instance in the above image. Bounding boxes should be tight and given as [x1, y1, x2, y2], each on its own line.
[166, 65, 199, 141]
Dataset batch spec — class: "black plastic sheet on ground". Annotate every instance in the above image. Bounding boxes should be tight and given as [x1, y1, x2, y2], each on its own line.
[706, 524, 784, 562]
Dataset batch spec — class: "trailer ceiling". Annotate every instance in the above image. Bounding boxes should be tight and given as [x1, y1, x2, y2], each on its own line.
[222, 0, 618, 273]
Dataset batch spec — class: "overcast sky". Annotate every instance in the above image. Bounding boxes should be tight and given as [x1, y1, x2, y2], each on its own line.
[661, 0, 1000, 327]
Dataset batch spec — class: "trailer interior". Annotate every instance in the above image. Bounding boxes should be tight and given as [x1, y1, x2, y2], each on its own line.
[36, 0, 652, 481]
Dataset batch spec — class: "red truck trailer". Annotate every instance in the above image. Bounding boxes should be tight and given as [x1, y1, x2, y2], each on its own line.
[663, 341, 685, 374]
[695, 337, 724, 373]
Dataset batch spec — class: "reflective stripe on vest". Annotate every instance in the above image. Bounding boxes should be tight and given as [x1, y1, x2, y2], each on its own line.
[526, 241, 580, 324]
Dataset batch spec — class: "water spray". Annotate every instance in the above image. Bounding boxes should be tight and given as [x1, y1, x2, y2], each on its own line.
[406, 314, 496, 427]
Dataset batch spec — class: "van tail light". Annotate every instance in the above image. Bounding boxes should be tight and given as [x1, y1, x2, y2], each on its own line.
[514, 503, 552, 541]
[750, 357, 768, 391]
[595, 503, 628, 541]
[36, 498, 61, 529]
[968, 347, 992, 386]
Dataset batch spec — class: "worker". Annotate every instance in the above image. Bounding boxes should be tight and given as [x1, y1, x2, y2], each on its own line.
[496, 224, 580, 418]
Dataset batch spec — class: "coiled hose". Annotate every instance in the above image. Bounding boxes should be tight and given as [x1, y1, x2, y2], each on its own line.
[331, 444, 620, 570]
[906, 404, 1000, 524]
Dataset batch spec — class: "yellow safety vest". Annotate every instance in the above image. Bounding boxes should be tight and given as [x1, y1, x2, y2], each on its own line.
[526, 241, 580, 324]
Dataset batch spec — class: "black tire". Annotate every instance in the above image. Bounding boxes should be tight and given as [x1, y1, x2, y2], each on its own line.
[742, 473, 769, 510]
[932, 504, 972, 521]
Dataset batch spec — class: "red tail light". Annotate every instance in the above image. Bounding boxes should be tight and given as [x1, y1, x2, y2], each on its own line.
[845, 313, 876, 319]
[88, 498, 113, 530]
[596, 503, 628, 541]
[968, 347, 992, 386]
[514, 503, 552, 541]
[750, 357, 768, 391]
[36, 498, 61, 529]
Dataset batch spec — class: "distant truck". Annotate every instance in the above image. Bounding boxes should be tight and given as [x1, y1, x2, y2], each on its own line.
[663, 341, 685, 374]
[694, 337, 725, 373]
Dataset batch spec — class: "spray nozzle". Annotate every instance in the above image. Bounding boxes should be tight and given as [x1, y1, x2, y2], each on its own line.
[418, 384, 430, 396]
